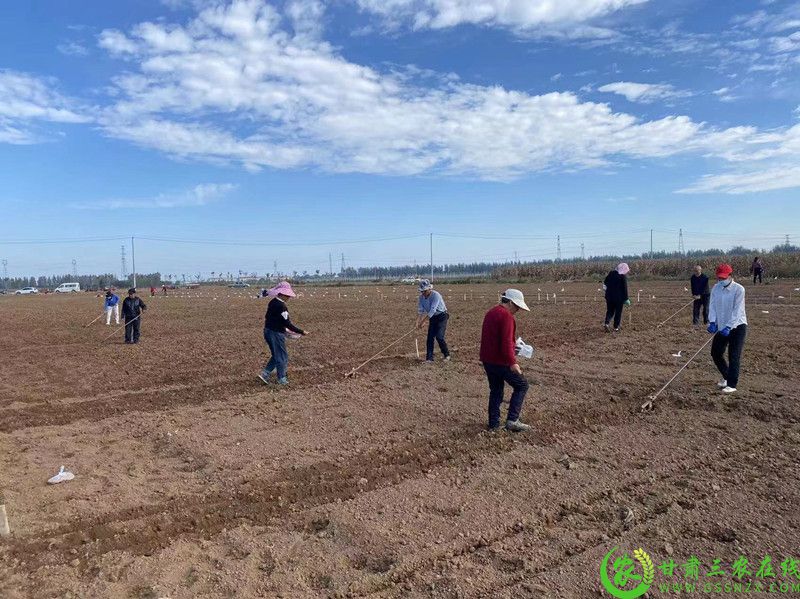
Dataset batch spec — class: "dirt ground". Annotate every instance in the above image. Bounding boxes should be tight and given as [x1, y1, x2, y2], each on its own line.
[1, 280, 799, 598]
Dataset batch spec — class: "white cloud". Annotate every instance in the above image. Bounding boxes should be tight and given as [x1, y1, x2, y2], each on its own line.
[85, 0, 800, 193]
[57, 41, 89, 56]
[678, 166, 800, 194]
[598, 81, 692, 103]
[0, 70, 89, 144]
[94, 0, 717, 180]
[354, 0, 649, 34]
[72, 183, 237, 209]
[678, 124, 800, 194]
[712, 86, 736, 102]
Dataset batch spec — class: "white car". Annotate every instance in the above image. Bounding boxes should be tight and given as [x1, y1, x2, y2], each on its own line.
[15, 287, 38, 295]
[54, 282, 81, 293]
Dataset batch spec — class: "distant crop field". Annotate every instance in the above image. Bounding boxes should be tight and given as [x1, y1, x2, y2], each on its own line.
[497, 253, 800, 281]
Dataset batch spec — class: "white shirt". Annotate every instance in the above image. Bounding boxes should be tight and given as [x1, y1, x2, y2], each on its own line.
[709, 279, 747, 329]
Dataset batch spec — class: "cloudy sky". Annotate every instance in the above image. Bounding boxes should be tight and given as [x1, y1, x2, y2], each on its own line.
[1, 0, 799, 277]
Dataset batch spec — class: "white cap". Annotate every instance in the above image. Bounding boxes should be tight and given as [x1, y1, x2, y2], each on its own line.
[502, 289, 529, 311]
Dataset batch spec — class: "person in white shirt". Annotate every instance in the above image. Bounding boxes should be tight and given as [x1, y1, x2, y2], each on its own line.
[707, 263, 747, 393]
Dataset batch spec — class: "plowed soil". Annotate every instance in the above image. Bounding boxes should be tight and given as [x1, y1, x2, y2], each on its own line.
[1, 281, 799, 598]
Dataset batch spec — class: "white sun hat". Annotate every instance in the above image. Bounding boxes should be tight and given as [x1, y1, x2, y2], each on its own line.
[502, 289, 530, 311]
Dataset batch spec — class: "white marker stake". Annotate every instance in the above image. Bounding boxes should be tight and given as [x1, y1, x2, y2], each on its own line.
[637, 291, 641, 303]
[0, 502, 10, 537]
[415, 338, 420, 359]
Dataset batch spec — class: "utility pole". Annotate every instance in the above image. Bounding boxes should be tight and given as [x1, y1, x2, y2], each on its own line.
[71, 259, 78, 279]
[340, 253, 345, 274]
[580, 243, 585, 260]
[131, 236, 137, 288]
[650, 229, 653, 258]
[329, 252, 333, 276]
[556, 235, 561, 261]
[429, 233, 434, 281]
[121, 245, 127, 280]
[678, 228, 685, 255]
[786, 234, 791, 248]
[1, 259, 7, 291]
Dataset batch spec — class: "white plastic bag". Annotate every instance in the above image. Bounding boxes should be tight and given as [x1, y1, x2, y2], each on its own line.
[47, 466, 75, 485]
[515, 337, 534, 359]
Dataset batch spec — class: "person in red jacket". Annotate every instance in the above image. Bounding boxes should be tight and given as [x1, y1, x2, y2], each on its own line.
[480, 289, 532, 432]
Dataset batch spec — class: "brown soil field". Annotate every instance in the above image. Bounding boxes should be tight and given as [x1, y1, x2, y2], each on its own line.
[1, 281, 799, 598]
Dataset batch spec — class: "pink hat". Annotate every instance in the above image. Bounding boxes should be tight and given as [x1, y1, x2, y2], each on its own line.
[267, 281, 296, 298]
[617, 263, 630, 275]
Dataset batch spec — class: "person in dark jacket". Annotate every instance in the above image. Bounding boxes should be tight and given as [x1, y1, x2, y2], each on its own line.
[603, 263, 631, 332]
[750, 257, 764, 284]
[479, 289, 531, 432]
[690, 265, 711, 325]
[258, 281, 308, 386]
[121, 288, 147, 344]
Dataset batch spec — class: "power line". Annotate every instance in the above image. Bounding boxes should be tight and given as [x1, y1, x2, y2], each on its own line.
[136, 234, 428, 247]
[0, 236, 129, 245]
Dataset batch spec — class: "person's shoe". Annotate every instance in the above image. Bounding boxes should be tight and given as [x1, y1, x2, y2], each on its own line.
[277, 377, 289, 385]
[613, 328, 620, 333]
[717, 379, 727, 388]
[257, 373, 272, 385]
[604, 323, 611, 332]
[487, 424, 503, 433]
[505, 419, 532, 433]
[721, 386, 737, 393]
[424, 359, 434, 364]
[443, 355, 452, 362]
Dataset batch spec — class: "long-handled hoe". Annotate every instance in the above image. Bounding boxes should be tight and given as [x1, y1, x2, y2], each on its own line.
[344, 329, 415, 378]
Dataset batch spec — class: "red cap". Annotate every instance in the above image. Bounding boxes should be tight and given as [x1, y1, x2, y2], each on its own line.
[716, 264, 733, 278]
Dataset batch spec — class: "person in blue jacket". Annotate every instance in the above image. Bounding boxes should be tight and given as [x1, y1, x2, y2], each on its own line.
[415, 279, 451, 362]
[104, 289, 120, 325]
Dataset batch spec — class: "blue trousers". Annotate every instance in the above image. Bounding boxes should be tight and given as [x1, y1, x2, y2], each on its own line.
[426, 312, 450, 360]
[483, 363, 529, 428]
[711, 324, 747, 388]
[263, 328, 288, 379]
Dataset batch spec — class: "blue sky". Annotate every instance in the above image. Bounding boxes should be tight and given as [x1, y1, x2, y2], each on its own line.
[1, 0, 799, 277]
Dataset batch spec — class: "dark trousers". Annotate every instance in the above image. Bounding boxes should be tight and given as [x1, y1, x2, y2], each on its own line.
[483, 363, 529, 428]
[124, 318, 140, 343]
[263, 328, 288, 379]
[753, 270, 762, 284]
[604, 299, 624, 329]
[692, 294, 710, 325]
[426, 312, 450, 361]
[711, 324, 747, 388]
